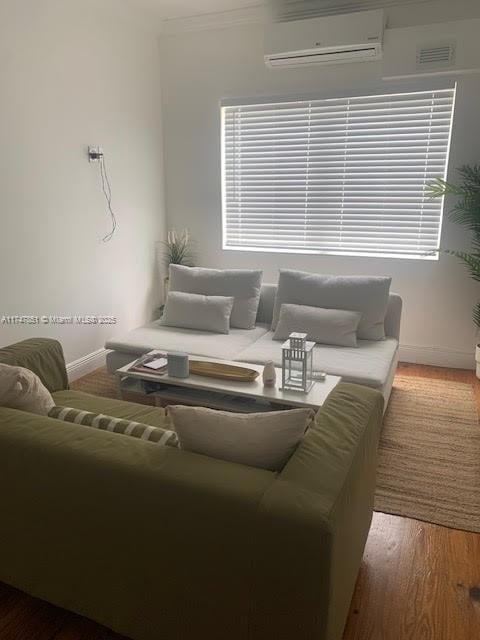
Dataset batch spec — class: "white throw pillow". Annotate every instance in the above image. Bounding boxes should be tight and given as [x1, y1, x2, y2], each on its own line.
[272, 270, 391, 341]
[273, 304, 362, 347]
[0, 364, 55, 415]
[168, 405, 314, 471]
[169, 265, 263, 330]
[161, 291, 234, 334]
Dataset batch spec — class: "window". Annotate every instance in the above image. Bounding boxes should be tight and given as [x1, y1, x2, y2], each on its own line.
[221, 87, 456, 259]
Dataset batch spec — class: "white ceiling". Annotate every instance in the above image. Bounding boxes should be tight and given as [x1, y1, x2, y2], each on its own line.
[128, 0, 261, 21]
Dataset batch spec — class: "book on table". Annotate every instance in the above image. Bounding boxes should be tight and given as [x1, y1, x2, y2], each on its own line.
[129, 352, 168, 375]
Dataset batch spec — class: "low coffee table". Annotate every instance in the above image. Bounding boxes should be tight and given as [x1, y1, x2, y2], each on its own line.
[116, 355, 341, 413]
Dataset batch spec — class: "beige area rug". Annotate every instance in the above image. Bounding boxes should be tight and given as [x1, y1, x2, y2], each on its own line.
[72, 367, 126, 400]
[73, 369, 480, 533]
[375, 375, 480, 533]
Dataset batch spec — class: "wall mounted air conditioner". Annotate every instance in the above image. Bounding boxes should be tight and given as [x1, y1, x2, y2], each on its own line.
[264, 9, 384, 68]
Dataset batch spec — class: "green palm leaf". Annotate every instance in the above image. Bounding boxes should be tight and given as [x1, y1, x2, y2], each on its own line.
[444, 250, 480, 283]
[474, 303, 480, 330]
[429, 165, 480, 328]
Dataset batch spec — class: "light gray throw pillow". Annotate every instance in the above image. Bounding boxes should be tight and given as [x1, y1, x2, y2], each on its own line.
[161, 291, 234, 334]
[273, 304, 362, 347]
[169, 265, 262, 330]
[272, 270, 391, 340]
[168, 405, 314, 471]
[0, 364, 55, 416]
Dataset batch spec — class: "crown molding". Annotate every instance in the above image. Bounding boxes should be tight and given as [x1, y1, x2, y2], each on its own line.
[161, 4, 265, 35]
[158, 0, 480, 36]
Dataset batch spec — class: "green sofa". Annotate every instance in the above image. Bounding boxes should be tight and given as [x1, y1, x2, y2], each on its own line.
[0, 338, 384, 640]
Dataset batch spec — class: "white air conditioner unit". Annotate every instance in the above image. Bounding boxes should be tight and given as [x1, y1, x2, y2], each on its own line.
[264, 10, 384, 68]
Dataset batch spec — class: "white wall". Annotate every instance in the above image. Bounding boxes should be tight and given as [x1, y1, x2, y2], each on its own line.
[160, 4, 480, 369]
[0, 0, 165, 370]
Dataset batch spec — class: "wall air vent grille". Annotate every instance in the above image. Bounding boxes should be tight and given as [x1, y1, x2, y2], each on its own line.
[269, 0, 433, 21]
[417, 44, 456, 68]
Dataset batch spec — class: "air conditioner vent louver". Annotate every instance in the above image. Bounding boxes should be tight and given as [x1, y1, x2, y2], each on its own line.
[267, 44, 381, 67]
[417, 44, 456, 68]
[269, 0, 432, 21]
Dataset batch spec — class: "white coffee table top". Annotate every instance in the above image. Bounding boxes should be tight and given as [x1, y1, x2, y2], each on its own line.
[116, 354, 341, 410]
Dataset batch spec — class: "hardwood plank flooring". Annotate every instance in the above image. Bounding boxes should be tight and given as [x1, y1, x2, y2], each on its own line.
[0, 363, 478, 640]
[343, 363, 480, 640]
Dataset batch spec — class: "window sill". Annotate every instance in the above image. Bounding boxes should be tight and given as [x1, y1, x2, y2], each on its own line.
[222, 245, 439, 261]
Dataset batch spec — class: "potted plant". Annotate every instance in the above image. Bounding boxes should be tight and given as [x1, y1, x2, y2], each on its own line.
[160, 229, 194, 300]
[428, 165, 480, 376]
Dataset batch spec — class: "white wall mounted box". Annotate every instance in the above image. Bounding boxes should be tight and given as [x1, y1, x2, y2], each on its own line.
[382, 18, 480, 79]
[264, 9, 384, 68]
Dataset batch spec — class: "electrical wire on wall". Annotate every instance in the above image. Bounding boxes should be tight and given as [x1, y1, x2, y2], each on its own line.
[88, 146, 118, 242]
[99, 155, 117, 242]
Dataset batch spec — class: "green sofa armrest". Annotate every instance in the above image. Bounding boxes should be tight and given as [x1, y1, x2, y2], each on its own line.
[248, 383, 384, 640]
[0, 338, 69, 392]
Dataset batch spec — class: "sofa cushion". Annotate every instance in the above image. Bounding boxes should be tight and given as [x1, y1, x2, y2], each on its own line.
[52, 390, 170, 428]
[273, 304, 362, 347]
[272, 270, 392, 340]
[105, 321, 270, 361]
[169, 265, 262, 330]
[256, 284, 277, 325]
[161, 291, 234, 334]
[168, 405, 314, 471]
[49, 406, 178, 447]
[235, 332, 399, 390]
[0, 364, 55, 416]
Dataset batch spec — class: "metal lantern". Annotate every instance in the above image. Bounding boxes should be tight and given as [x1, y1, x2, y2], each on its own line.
[281, 332, 315, 393]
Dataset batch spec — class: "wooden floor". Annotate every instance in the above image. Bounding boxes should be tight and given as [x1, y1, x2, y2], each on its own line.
[0, 363, 479, 640]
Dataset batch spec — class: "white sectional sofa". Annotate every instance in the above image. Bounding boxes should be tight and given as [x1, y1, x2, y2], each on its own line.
[106, 283, 402, 404]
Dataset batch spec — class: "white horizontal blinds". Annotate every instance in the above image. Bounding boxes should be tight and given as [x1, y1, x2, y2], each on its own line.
[222, 88, 455, 258]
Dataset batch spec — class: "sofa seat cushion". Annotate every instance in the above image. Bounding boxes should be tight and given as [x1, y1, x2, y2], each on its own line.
[105, 321, 270, 361]
[52, 390, 169, 429]
[235, 333, 399, 389]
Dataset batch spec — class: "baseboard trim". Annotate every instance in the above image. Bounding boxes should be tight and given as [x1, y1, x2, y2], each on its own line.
[399, 344, 475, 370]
[67, 348, 108, 382]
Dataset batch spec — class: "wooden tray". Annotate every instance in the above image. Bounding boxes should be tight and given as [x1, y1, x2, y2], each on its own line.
[189, 360, 259, 382]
